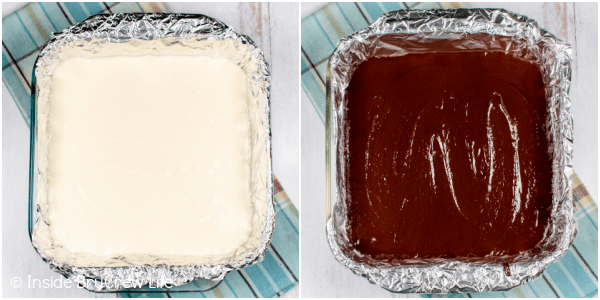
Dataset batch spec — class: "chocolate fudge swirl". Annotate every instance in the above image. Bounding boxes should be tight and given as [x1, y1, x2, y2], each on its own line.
[346, 52, 553, 260]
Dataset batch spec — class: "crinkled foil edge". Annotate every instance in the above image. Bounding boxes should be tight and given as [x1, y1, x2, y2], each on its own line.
[31, 13, 274, 292]
[327, 9, 576, 293]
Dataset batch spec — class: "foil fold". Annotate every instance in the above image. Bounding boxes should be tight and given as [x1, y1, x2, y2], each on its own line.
[326, 9, 576, 293]
[31, 13, 274, 292]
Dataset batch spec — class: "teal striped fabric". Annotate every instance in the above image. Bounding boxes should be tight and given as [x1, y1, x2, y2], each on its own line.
[3, 3, 298, 298]
[301, 2, 598, 297]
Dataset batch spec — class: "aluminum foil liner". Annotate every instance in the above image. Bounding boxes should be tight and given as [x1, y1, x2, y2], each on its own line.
[30, 13, 274, 292]
[326, 9, 576, 293]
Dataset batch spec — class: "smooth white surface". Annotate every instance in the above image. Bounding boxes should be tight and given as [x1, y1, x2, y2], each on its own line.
[300, 2, 598, 297]
[3, 2, 299, 297]
[48, 55, 253, 259]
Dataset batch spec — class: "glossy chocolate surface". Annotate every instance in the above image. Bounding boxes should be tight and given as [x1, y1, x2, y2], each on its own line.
[345, 52, 553, 260]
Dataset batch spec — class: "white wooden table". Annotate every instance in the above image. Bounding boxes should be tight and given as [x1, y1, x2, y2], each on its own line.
[2, 2, 299, 298]
[300, 2, 597, 297]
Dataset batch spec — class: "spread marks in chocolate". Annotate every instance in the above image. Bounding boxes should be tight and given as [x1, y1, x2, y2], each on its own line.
[345, 52, 553, 260]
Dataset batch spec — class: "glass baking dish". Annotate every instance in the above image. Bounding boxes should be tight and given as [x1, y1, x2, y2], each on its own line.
[28, 13, 275, 293]
[325, 8, 577, 293]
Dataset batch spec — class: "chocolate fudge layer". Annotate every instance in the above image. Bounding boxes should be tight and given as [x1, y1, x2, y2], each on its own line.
[345, 52, 553, 259]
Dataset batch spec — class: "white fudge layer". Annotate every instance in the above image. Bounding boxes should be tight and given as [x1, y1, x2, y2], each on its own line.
[48, 55, 252, 257]
[34, 38, 270, 267]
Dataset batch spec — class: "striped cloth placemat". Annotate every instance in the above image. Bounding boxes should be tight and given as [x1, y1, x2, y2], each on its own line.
[3, 2, 299, 298]
[301, 2, 598, 298]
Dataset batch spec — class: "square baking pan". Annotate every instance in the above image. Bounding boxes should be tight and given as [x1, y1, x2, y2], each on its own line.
[29, 13, 275, 292]
[325, 8, 577, 293]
